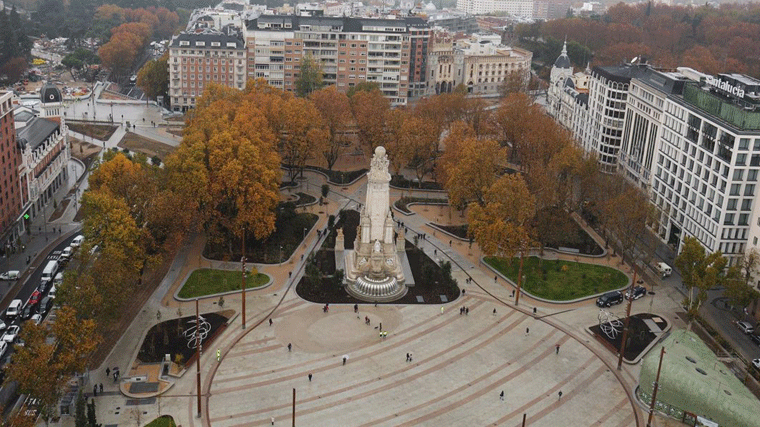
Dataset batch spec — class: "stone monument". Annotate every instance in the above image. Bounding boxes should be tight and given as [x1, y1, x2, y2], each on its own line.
[341, 146, 407, 301]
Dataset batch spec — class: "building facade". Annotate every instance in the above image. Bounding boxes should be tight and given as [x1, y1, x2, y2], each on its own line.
[456, 0, 534, 18]
[244, 15, 431, 105]
[0, 91, 23, 250]
[16, 84, 71, 225]
[427, 33, 531, 96]
[168, 29, 247, 112]
[548, 46, 760, 267]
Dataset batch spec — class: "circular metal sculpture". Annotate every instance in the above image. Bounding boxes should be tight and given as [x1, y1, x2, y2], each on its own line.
[598, 310, 623, 339]
[184, 316, 211, 349]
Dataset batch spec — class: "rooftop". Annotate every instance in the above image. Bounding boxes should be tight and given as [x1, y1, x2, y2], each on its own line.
[16, 116, 59, 150]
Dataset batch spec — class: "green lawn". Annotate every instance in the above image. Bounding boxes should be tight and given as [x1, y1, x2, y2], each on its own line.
[179, 268, 270, 299]
[485, 256, 628, 301]
[145, 416, 176, 427]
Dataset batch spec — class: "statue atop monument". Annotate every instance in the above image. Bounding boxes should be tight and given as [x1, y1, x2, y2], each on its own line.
[342, 146, 407, 301]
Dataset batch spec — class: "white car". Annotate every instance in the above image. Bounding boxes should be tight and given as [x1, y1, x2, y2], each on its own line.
[60, 246, 73, 260]
[30, 314, 42, 325]
[753, 359, 760, 369]
[70, 235, 84, 248]
[0, 271, 19, 280]
[2, 325, 20, 343]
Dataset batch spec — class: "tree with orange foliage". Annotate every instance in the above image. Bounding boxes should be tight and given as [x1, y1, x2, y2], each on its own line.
[98, 30, 142, 76]
[309, 86, 352, 170]
[351, 88, 390, 155]
[166, 83, 282, 249]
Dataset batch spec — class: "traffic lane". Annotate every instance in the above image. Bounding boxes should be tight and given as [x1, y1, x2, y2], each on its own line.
[702, 297, 760, 361]
[6, 235, 78, 314]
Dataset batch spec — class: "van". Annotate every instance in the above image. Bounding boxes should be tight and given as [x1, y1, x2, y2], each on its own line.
[40, 260, 59, 284]
[657, 262, 672, 278]
[48, 284, 56, 299]
[6, 299, 22, 318]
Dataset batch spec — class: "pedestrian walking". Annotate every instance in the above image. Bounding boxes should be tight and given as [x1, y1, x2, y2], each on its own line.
[308, 373, 312, 382]
[354, 304, 358, 313]
[526, 328, 530, 335]
[288, 343, 292, 352]
[93, 385, 97, 396]
[288, 271, 292, 278]
[99, 384, 103, 393]
[556, 344, 560, 354]
[493, 308, 497, 315]
[112, 372, 118, 382]
[269, 318, 273, 326]
[465, 307, 469, 315]
[462, 289, 466, 295]
[449, 240, 452, 246]
[409, 352, 412, 362]
[379, 322, 382, 330]
[558, 391, 563, 400]
[342, 356, 347, 365]
[216, 348, 221, 362]
[511, 290, 515, 297]
[271, 416, 275, 425]
[106, 368, 110, 377]
[494, 275, 498, 283]
[500, 391, 504, 401]
[460, 307, 464, 315]
[441, 306, 444, 315]
[365, 316, 370, 325]
[406, 353, 410, 362]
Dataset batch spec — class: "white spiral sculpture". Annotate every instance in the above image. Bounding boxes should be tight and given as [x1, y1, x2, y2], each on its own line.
[598, 310, 623, 339]
[184, 316, 211, 349]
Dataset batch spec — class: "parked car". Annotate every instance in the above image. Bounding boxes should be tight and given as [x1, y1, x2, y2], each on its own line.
[737, 321, 755, 335]
[0, 271, 19, 280]
[48, 285, 56, 299]
[749, 334, 760, 346]
[30, 314, 42, 325]
[70, 235, 84, 247]
[625, 286, 647, 300]
[753, 359, 760, 369]
[596, 291, 624, 308]
[0, 342, 7, 358]
[0, 319, 6, 332]
[27, 290, 42, 307]
[2, 325, 20, 343]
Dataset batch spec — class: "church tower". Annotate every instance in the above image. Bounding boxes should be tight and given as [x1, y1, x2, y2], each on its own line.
[547, 40, 573, 117]
[39, 83, 63, 119]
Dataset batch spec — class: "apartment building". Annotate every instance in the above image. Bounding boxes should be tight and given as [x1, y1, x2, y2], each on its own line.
[456, 0, 535, 18]
[244, 15, 431, 105]
[0, 91, 23, 250]
[427, 33, 531, 96]
[168, 29, 247, 112]
[548, 45, 760, 266]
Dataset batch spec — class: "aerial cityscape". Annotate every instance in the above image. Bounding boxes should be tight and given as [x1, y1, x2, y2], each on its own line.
[1, 0, 760, 426]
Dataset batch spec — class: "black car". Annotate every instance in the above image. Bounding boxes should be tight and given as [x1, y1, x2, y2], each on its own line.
[38, 297, 53, 316]
[750, 333, 760, 346]
[596, 291, 624, 308]
[625, 286, 647, 300]
[20, 305, 35, 320]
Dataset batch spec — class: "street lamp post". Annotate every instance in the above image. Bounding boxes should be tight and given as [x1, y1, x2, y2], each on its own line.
[303, 227, 307, 245]
[646, 347, 666, 427]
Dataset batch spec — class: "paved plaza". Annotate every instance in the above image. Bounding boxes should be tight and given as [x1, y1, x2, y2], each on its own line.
[77, 167, 691, 427]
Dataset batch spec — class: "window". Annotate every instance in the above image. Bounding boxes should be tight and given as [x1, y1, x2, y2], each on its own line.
[745, 184, 755, 196]
[727, 199, 738, 210]
[733, 169, 745, 180]
[741, 199, 753, 211]
[739, 214, 749, 226]
[749, 170, 758, 181]
[730, 184, 741, 195]
[736, 153, 747, 165]
[724, 213, 734, 225]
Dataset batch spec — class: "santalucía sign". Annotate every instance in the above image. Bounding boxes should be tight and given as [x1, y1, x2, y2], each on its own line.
[706, 76, 745, 98]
